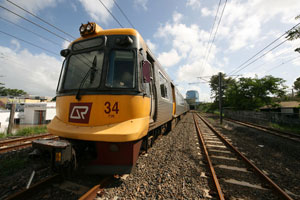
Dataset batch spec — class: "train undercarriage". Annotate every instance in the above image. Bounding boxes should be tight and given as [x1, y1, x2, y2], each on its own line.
[31, 118, 181, 175]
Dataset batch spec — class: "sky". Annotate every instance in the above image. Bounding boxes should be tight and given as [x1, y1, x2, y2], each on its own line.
[0, 0, 300, 101]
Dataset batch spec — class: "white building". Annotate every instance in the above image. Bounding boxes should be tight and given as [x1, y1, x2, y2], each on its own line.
[0, 102, 56, 133]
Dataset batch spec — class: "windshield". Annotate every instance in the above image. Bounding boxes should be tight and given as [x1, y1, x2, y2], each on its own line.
[105, 50, 135, 88]
[63, 51, 104, 90]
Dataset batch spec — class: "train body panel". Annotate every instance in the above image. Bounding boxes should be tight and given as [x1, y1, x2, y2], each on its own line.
[48, 115, 150, 142]
[55, 95, 150, 126]
[154, 68, 173, 126]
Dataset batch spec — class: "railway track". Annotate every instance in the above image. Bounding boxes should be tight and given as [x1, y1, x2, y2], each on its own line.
[193, 113, 293, 200]
[79, 176, 114, 200]
[224, 118, 300, 143]
[0, 133, 58, 154]
[4, 173, 113, 200]
[5, 174, 61, 200]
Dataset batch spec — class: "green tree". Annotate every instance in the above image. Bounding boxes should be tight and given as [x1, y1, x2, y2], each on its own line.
[294, 77, 300, 96]
[287, 15, 300, 53]
[0, 83, 27, 97]
[224, 76, 286, 110]
[209, 73, 235, 102]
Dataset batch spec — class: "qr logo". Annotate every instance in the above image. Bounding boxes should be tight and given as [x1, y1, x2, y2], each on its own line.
[69, 103, 92, 123]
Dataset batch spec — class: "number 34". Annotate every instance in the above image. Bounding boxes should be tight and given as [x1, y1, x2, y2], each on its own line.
[104, 102, 119, 114]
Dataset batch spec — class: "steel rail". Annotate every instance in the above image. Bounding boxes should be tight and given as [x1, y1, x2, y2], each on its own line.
[0, 142, 33, 153]
[192, 114, 225, 200]
[0, 136, 58, 154]
[5, 174, 61, 200]
[225, 118, 300, 142]
[196, 113, 293, 200]
[79, 176, 113, 200]
[0, 133, 52, 146]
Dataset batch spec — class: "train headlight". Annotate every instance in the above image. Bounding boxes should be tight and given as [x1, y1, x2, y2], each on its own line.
[86, 24, 92, 31]
[79, 22, 97, 36]
[79, 24, 86, 33]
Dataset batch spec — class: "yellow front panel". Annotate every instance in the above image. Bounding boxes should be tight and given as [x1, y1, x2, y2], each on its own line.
[48, 94, 151, 142]
[56, 95, 150, 126]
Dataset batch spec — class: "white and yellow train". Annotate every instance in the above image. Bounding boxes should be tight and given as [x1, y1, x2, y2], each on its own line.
[33, 22, 189, 174]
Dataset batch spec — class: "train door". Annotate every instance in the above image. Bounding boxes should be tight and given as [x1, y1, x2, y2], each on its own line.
[147, 53, 157, 123]
[171, 84, 176, 116]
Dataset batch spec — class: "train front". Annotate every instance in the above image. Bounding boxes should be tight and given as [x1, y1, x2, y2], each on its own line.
[33, 23, 151, 174]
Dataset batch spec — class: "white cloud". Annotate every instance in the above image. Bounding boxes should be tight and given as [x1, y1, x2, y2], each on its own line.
[1, 0, 58, 22]
[0, 45, 61, 97]
[62, 41, 70, 49]
[292, 58, 300, 67]
[177, 60, 219, 82]
[186, 0, 201, 9]
[210, 0, 300, 51]
[146, 39, 156, 52]
[157, 49, 181, 67]
[71, 3, 77, 12]
[134, 0, 148, 11]
[201, 7, 212, 17]
[173, 12, 183, 23]
[11, 39, 20, 51]
[154, 11, 220, 95]
[156, 22, 210, 58]
[78, 0, 114, 24]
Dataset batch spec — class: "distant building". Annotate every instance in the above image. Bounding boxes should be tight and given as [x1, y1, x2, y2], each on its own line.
[0, 102, 56, 133]
[260, 101, 300, 114]
[186, 90, 200, 109]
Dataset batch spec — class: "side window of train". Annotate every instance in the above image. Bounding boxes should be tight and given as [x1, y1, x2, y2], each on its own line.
[159, 72, 169, 100]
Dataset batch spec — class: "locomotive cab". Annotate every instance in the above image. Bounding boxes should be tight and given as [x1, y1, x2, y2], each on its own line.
[34, 23, 152, 174]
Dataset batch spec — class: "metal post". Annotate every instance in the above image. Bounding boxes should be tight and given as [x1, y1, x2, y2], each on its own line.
[7, 103, 16, 135]
[218, 72, 223, 124]
[26, 170, 36, 189]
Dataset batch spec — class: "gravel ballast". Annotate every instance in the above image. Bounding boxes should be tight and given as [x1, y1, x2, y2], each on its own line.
[102, 113, 213, 199]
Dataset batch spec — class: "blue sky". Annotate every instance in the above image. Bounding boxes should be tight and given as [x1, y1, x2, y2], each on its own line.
[0, 0, 300, 101]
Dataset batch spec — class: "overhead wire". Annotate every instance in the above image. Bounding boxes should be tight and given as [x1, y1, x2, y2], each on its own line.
[0, 5, 71, 42]
[97, 0, 124, 28]
[0, 16, 61, 47]
[199, 0, 222, 75]
[247, 48, 291, 72]
[228, 21, 300, 75]
[202, 0, 227, 74]
[0, 30, 59, 56]
[265, 56, 300, 73]
[112, 0, 135, 29]
[6, 0, 76, 39]
[231, 38, 289, 77]
[0, 53, 36, 70]
[0, 4, 91, 64]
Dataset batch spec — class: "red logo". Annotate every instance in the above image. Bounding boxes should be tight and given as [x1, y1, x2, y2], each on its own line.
[69, 103, 92, 123]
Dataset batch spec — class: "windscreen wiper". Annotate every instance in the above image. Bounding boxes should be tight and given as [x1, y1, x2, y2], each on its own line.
[76, 56, 97, 100]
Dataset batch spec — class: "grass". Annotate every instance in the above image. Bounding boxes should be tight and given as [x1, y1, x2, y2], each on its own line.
[15, 126, 47, 136]
[0, 155, 28, 177]
[269, 123, 300, 135]
[0, 126, 48, 138]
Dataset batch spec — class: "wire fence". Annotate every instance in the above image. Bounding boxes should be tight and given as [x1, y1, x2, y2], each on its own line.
[224, 109, 300, 126]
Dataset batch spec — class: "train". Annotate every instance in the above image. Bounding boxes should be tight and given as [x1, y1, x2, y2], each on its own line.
[32, 22, 189, 174]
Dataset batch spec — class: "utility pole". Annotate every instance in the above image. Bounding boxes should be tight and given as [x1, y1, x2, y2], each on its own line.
[7, 103, 16, 135]
[218, 72, 223, 124]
